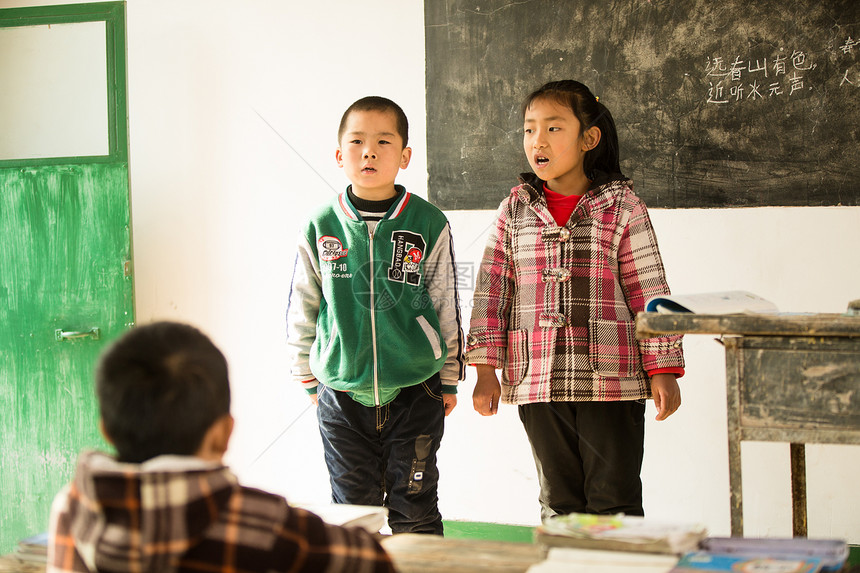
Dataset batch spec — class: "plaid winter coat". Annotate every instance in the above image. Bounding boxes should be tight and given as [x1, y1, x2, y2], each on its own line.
[466, 173, 684, 405]
[48, 451, 394, 573]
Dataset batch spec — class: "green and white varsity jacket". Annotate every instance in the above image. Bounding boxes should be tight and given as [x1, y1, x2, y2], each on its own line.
[287, 187, 465, 407]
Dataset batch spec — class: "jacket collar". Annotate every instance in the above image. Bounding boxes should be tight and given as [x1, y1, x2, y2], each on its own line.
[515, 170, 631, 214]
[517, 170, 628, 197]
[337, 185, 411, 222]
[63, 451, 236, 572]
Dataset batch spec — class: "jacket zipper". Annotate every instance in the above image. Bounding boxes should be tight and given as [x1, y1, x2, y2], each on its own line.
[368, 227, 380, 406]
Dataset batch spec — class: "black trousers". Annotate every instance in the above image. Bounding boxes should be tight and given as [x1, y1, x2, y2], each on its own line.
[518, 400, 646, 520]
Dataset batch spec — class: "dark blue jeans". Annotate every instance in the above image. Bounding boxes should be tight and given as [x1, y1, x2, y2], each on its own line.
[316, 374, 445, 534]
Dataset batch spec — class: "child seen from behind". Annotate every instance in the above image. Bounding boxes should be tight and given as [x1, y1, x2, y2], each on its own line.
[48, 321, 394, 573]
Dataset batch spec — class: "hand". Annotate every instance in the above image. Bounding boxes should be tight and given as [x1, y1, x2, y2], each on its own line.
[472, 365, 501, 416]
[302, 378, 319, 406]
[443, 394, 457, 416]
[651, 373, 681, 421]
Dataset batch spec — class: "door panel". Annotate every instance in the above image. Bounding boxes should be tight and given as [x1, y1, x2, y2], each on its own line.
[0, 163, 134, 553]
[0, 2, 133, 554]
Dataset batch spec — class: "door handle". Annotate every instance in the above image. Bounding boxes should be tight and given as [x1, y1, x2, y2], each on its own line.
[55, 328, 100, 341]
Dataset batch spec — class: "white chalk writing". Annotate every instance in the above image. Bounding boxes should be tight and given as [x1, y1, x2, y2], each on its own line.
[708, 33, 860, 104]
[704, 46, 827, 105]
[835, 34, 860, 89]
[841, 37, 859, 54]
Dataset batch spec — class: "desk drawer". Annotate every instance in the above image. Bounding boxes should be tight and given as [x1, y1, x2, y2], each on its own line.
[726, 336, 860, 439]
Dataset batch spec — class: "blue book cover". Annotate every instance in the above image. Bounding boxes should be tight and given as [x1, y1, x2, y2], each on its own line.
[700, 537, 848, 572]
[672, 551, 822, 572]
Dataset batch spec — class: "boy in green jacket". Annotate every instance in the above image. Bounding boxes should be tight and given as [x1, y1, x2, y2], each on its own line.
[286, 96, 465, 535]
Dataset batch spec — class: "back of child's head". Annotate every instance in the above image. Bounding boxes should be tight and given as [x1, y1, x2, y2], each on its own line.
[338, 96, 409, 147]
[96, 321, 230, 464]
[522, 80, 622, 177]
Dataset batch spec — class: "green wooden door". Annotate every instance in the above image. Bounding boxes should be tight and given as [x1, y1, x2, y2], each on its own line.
[0, 2, 133, 554]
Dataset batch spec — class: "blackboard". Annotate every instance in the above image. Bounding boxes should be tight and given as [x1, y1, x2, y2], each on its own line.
[425, 0, 860, 209]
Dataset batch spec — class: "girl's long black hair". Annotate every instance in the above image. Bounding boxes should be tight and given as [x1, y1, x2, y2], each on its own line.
[522, 80, 622, 178]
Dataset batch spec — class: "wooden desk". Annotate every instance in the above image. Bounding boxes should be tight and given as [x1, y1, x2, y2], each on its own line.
[0, 532, 545, 573]
[0, 555, 43, 573]
[0, 536, 544, 573]
[381, 533, 545, 573]
[636, 312, 860, 537]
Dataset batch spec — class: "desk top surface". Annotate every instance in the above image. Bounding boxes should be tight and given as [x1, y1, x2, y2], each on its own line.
[636, 312, 860, 338]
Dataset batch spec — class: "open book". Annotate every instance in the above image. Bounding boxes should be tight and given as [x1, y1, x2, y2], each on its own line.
[527, 547, 679, 573]
[645, 291, 778, 315]
[295, 503, 388, 534]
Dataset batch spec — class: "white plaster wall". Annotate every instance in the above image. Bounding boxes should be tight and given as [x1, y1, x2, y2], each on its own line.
[4, 0, 859, 542]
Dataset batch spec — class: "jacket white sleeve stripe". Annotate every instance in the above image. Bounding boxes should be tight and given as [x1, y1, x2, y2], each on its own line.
[424, 222, 466, 386]
[286, 234, 323, 387]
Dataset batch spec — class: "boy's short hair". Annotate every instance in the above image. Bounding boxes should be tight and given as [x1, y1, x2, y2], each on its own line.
[338, 96, 409, 147]
[96, 321, 230, 463]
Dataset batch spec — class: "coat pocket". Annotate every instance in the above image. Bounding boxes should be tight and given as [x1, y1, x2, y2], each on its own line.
[321, 319, 339, 357]
[416, 315, 443, 360]
[588, 318, 639, 378]
[503, 329, 529, 385]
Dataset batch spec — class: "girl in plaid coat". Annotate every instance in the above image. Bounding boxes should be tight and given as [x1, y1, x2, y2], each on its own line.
[467, 80, 685, 519]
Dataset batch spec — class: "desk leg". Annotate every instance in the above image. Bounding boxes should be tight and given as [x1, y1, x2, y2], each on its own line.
[790, 443, 808, 537]
[728, 434, 743, 536]
[725, 341, 744, 537]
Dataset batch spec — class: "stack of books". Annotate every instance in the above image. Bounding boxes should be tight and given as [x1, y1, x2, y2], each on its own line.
[531, 513, 850, 573]
[671, 537, 850, 573]
[535, 513, 707, 555]
[531, 513, 706, 572]
[0, 532, 48, 572]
